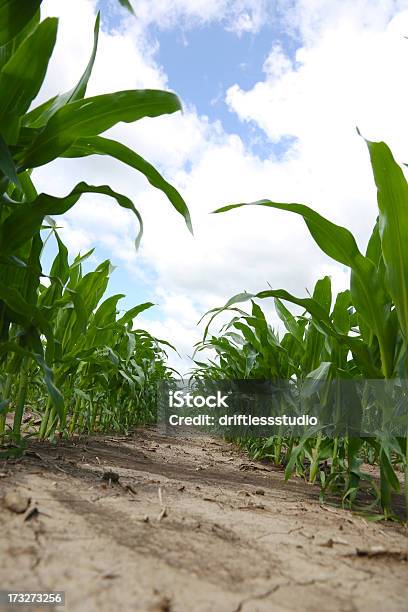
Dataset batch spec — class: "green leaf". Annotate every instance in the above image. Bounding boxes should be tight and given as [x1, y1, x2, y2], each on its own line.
[214, 200, 363, 267]
[0, 0, 42, 46]
[312, 276, 332, 313]
[0, 181, 144, 255]
[18, 169, 38, 200]
[0, 279, 54, 351]
[234, 321, 262, 353]
[126, 332, 136, 362]
[0, 9, 40, 72]
[0, 111, 20, 143]
[366, 219, 381, 267]
[0, 133, 20, 186]
[74, 261, 111, 318]
[92, 294, 125, 328]
[301, 361, 333, 398]
[284, 444, 303, 480]
[62, 135, 193, 233]
[35, 354, 65, 424]
[24, 14, 100, 128]
[380, 445, 400, 494]
[38, 233, 69, 308]
[20, 89, 182, 169]
[284, 423, 327, 480]
[0, 18, 58, 117]
[331, 290, 351, 334]
[366, 139, 408, 345]
[0, 399, 10, 413]
[118, 0, 135, 14]
[118, 302, 154, 326]
[50, 232, 69, 285]
[64, 287, 89, 342]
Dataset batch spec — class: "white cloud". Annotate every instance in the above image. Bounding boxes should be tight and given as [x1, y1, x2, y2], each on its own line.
[39, 0, 167, 103]
[127, 0, 270, 34]
[226, 6, 408, 243]
[282, 0, 408, 42]
[33, 0, 408, 372]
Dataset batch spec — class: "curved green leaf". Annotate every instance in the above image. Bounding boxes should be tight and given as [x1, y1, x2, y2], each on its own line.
[35, 353, 65, 424]
[0, 339, 63, 422]
[0, 0, 42, 46]
[0, 134, 20, 185]
[0, 181, 144, 255]
[0, 18, 58, 117]
[20, 89, 182, 168]
[0, 8, 41, 71]
[331, 290, 351, 335]
[214, 200, 362, 267]
[92, 294, 125, 327]
[312, 276, 332, 313]
[366, 219, 381, 266]
[0, 278, 54, 348]
[24, 14, 100, 128]
[274, 298, 304, 343]
[118, 302, 154, 326]
[62, 135, 193, 233]
[118, 0, 135, 14]
[366, 139, 408, 345]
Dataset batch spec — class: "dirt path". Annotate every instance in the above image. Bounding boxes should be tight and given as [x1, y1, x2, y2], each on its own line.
[0, 428, 407, 612]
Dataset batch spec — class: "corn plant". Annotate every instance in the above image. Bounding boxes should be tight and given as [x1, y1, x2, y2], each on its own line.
[200, 136, 408, 518]
[1, 227, 175, 445]
[46, 231, 174, 438]
[0, 1, 191, 444]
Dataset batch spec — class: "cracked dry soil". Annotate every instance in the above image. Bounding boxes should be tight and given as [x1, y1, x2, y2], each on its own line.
[0, 428, 407, 611]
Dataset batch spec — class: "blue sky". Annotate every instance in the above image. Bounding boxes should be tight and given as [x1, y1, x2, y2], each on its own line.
[99, 0, 300, 159]
[150, 23, 297, 159]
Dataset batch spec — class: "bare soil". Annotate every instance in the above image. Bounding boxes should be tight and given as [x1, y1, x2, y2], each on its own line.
[0, 427, 407, 612]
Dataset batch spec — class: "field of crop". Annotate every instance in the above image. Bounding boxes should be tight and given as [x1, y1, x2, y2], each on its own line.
[0, 2, 407, 611]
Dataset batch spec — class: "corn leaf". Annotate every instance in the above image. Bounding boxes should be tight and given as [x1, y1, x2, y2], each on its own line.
[366, 219, 381, 267]
[0, 0, 42, 46]
[366, 139, 408, 345]
[93, 294, 125, 327]
[331, 290, 351, 334]
[62, 135, 193, 233]
[19, 89, 182, 168]
[0, 279, 54, 348]
[274, 298, 304, 343]
[0, 18, 58, 117]
[0, 181, 144, 255]
[118, 0, 135, 14]
[0, 9, 41, 71]
[312, 276, 332, 313]
[117, 302, 155, 326]
[24, 14, 100, 128]
[35, 353, 65, 424]
[0, 133, 20, 185]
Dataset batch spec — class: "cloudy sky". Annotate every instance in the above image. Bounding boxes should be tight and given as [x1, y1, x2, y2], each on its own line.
[34, 0, 408, 371]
